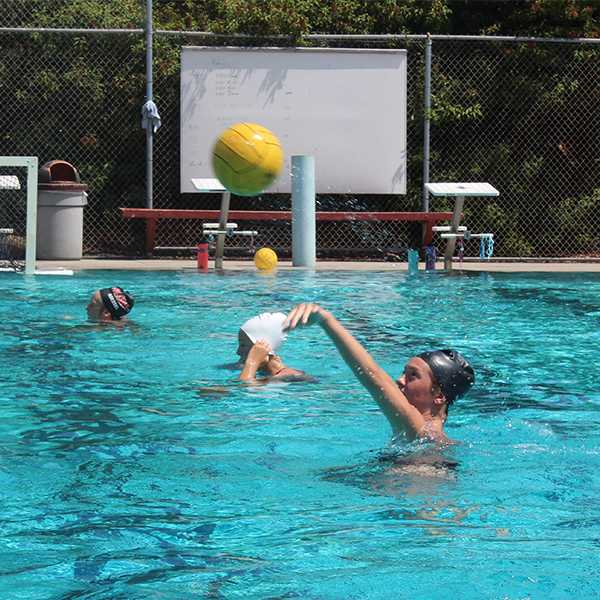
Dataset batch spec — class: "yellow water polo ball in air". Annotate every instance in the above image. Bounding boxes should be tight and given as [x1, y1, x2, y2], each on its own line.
[254, 247, 278, 271]
[212, 123, 284, 196]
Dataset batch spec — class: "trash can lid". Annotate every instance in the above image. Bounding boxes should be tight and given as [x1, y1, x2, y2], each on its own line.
[39, 160, 82, 184]
[38, 181, 88, 192]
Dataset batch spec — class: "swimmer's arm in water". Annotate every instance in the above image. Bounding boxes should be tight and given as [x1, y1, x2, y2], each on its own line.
[269, 367, 317, 383]
[239, 340, 271, 382]
[284, 303, 426, 438]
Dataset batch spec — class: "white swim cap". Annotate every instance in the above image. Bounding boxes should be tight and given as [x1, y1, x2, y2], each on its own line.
[240, 312, 287, 353]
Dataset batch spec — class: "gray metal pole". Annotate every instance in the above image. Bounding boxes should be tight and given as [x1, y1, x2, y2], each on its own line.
[2, 28, 598, 45]
[443, 195, 465, 271]
[145, 0, 154, 209]
[422, 34, 432, 212]
[291, 155, 316, 268]
[214, 192, 231, 270]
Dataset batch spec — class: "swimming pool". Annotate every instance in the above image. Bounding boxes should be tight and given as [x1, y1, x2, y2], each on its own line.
[1, 269, 599, 598]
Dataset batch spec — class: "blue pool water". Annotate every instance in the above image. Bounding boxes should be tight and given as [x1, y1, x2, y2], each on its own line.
[1, 269, 599, 599]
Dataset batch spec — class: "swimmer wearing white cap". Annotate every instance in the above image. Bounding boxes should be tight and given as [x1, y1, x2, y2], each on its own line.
[284, 303, 474, 442]
[237, 312, 314, 383]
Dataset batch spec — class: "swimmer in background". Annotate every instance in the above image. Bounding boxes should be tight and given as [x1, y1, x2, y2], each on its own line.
[86, 286, 134, 324]
[237, 312, 314, 383]
[284, 303, 474, 443]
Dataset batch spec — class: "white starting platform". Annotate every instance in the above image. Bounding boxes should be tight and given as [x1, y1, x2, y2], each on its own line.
[190, 178, 226, 193]
[191, 178, 258, 268]
[426, 182, 499, 270]
[191, 178, 229, 268]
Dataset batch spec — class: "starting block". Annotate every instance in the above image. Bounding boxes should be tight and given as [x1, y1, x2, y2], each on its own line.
[426, 182, 499, 269]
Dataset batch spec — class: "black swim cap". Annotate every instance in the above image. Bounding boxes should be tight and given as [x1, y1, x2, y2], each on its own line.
[100, 287, 134, 320]
[417, 349, 474, 404]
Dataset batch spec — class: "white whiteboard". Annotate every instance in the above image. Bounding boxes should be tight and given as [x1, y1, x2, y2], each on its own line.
[180, 47, 407, 195]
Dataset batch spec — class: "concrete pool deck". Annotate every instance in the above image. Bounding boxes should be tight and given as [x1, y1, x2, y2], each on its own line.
[36, 258, 600, 273]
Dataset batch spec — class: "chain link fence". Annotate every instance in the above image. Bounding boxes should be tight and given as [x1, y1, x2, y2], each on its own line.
[428, 38, 600, 258]
[1, 3, 598, 259]
[150, 33, 428, 260]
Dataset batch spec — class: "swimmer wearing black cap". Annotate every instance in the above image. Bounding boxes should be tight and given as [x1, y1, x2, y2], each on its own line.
[86, 287, 134, 323]
[284, 303, 474, 442]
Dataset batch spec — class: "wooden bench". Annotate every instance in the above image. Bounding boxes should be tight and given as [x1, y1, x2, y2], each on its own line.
[119, 208, 455, 255]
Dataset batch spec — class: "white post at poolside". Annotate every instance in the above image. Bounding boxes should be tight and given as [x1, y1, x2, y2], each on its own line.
[291, 155, 316, 268]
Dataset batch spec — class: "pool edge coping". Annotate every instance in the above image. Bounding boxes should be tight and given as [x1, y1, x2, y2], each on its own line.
[34, 259, 600, 273]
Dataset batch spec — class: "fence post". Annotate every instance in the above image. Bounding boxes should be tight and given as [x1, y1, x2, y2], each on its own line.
[422, 33, 432, 212]
[291, 155, 316, 268]
[145, 0, 154, 209]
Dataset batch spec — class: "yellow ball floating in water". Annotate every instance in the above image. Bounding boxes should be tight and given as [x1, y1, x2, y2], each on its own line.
[254, 247, 278, 271]
[212, 122, 284, 196]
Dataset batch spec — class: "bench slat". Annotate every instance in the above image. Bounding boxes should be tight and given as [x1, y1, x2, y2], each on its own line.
[119, 208, 455, 255]
[120, 208, 453, 222]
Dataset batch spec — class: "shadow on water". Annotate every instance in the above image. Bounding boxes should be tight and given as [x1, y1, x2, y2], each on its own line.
[70, 520, 218, 580]
[492, 285, 600, 318]
[317, 445, 483, 541]
[320, 441, 460, 500]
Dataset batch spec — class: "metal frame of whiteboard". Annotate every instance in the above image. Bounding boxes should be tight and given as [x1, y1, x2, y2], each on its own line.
[0, 156, 38, 275]
[425, 182, 499, 270]
[181, 47, 407, 195]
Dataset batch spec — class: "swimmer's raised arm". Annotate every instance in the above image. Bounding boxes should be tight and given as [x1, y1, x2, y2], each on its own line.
[284, 303, 426, 438]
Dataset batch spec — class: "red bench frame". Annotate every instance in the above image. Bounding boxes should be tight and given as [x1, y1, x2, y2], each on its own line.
[119, 208, 454, 255]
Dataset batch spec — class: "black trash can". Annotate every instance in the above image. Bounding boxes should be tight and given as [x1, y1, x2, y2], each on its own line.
[37, 160, 88, 260]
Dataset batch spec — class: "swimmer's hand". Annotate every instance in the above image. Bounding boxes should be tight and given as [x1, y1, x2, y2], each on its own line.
[239, 340, 272, 382]
[283, 303, 330, 331]
[247, 339, 272, 366]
